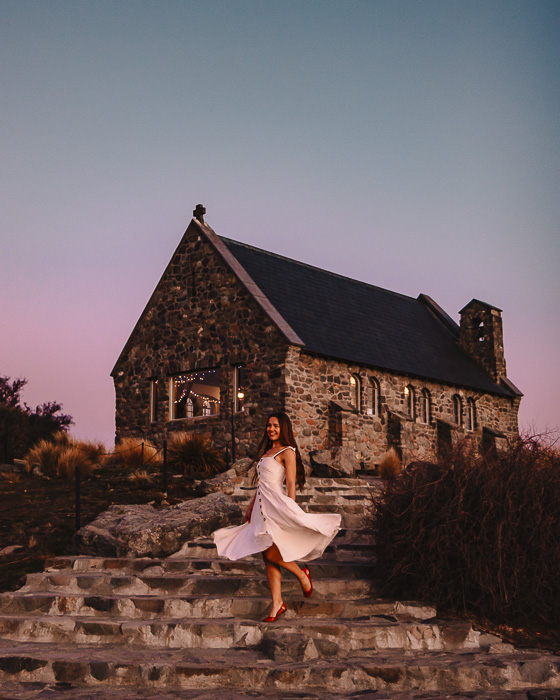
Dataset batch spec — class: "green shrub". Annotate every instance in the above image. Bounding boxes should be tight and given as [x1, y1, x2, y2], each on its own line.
[24, 432, 103, 478]
[168, 432, 225, 477]
[373, 437, 560, 627]
[109, 437, 161, 472]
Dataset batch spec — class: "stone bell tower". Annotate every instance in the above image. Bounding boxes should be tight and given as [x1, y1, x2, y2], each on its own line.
[459, 299, 506, 382]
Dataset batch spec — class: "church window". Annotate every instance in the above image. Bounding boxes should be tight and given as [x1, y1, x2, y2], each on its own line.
[365, 378, 380, 416]
[149, 379, 158, 422]
[350, 374, 361, 411]
[466, 398, 476, 431]
[453, 394, 463, 427]
[420, 389, 431, 424]
[404, 384, 415, 419]
[170, 368, 221, 419]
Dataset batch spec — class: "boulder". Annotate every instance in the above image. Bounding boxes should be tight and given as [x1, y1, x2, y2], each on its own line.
[309, 446, 359, 477]
[196, 458, 255, 496]
[73, 492, 242, 558]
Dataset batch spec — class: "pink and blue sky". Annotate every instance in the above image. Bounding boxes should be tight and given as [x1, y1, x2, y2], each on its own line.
[1, 0, 558, 446]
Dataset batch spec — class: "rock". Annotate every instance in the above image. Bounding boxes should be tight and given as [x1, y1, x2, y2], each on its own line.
[73, 492, 242, 558]
[196, 459, 255, 496]
[309, 447, 359, 477]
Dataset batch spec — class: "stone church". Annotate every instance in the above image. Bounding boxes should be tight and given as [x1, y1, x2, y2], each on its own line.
[112, 205, 522, 468]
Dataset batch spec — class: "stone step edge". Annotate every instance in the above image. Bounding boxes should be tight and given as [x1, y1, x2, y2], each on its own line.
[0, 593, 438, 620]
[0, 680, 542, 700]
[0, 642, 559, 692]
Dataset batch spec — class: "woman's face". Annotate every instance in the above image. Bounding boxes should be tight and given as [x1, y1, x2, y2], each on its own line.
[266, 417, 281, 442]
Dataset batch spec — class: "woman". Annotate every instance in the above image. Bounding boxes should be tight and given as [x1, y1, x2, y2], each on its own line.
[213, 412, 341, 622]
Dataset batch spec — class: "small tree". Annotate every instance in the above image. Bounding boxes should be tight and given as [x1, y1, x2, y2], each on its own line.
[0, 376, 73, 463]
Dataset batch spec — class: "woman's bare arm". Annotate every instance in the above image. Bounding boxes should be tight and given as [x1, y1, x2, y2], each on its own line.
[283, 448, 297, 501]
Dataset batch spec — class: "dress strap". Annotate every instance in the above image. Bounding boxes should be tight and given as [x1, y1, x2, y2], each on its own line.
[272, 446, 296, 458]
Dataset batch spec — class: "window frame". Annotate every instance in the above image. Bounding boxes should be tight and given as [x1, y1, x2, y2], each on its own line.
[420, 388, 431, 424]
[350, 374, 361, 412]
[466, 398, 476, 431]
[149, 378, 158, 423]
[404, 384, 415, 419]
[453, 394, 463, 427]
[169, 368, 222, 420]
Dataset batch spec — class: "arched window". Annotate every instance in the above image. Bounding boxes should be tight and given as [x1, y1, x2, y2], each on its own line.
[420, 389, 431, 424]
[185, 397, 194, 418]
[202, 399, 211, 417]
[350, 374, 361, 411]
[453, 395, 463, 426]
[365, 378, 379, 416]
[404, 384, 415, 419]
[466, 398, 476, 431]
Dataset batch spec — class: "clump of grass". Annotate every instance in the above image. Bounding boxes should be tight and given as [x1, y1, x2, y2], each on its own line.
[24, 432, 103, 478]
[377, 448, 401, 480]
[127, 469, 155, 489]
[109, 438, 161, 472]
[168, 432, 225, 477]
[373, 436, 560, 628]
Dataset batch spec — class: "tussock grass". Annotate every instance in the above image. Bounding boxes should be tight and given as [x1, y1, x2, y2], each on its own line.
[127, 469, 155, 489]
[109, 437, 161, 472]
[373, 436, 560, 628]
[377, 448, 401, 480]
[24, 432, 104, 478]
[168, 432, 225, 477]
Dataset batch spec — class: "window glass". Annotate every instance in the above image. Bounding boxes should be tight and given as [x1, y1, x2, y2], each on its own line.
[466, 398, 476, 431]
[366, 378, 379, 416]
[350, 374, 361, 411]
[149, 379, 158, 422]
[405, 385, 415, 418]
[453, 395, 463, 426]
[421, 389, 431, 424]
[171, 368, 221, 419]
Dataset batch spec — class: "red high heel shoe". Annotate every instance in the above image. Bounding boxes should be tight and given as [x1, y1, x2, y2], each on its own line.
[263, 602, 287, 622]
[301, 567, 313, 598]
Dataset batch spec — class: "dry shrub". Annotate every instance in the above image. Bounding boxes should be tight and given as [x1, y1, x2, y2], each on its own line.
[168, 432, 225, 477]
[127, 469, 155, 489]
[109, 438, 161, 472]
[373, 437, 560, 628]
[378, 448, 401, 480]
[24, 432, 103, 478]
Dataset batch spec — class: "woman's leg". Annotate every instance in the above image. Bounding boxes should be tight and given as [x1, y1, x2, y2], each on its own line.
[264, 544, 311, 594]
[261, 550, 283, 613]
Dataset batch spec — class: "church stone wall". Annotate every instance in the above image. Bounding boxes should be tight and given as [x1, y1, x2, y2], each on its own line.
[112, 224, 290, 459]
[284, 347, 520, 467]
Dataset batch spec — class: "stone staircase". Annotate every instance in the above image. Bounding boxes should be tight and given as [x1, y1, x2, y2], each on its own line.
[0, 476, 559, 699]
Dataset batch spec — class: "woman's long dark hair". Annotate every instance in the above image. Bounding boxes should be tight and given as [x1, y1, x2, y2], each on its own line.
[252, 412, 306, 489]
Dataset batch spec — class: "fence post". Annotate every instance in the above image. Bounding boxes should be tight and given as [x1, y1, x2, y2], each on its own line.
[75, 463, 81, 532]
[162, 439, 168, 494]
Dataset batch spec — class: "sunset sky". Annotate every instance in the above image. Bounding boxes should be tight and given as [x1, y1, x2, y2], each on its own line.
[1, 0, 558, 446]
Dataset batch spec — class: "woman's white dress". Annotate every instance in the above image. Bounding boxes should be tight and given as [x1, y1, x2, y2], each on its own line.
[213, 446, 341, 562]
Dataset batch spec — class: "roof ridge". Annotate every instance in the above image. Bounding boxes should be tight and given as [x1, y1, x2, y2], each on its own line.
[219, 235, 418, 304]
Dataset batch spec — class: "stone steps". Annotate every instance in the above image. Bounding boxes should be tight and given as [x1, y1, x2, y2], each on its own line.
[0, 682, 540, 700]
[0, 591, 435, 621]
[1, 475, 559, 697]
[19, 572, 375, 598]
[0, 614, 507, 654]
[41, 556, 374, 577]
[1, 641, 559, 693]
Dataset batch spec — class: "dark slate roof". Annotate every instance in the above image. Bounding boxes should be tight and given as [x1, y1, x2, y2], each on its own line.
[219, 236, 515, 397]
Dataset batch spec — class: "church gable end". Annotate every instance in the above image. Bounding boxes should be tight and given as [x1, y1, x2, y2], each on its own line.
[112, 216, 290, 456]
